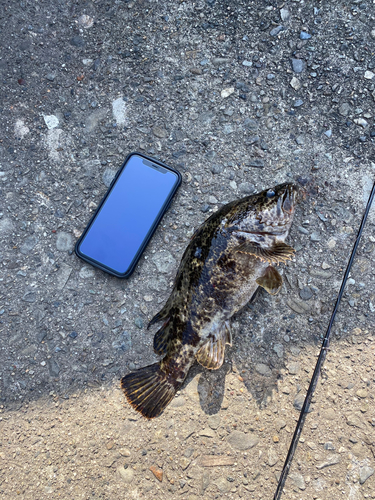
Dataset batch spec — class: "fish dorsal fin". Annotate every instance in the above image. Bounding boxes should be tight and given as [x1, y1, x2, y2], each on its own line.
[153, 320, 172, 356]
[236, 241, 295, 264]
[148, 304, 170, 329]
[196, 322, 231, 370]
[256, 266, 283, 295]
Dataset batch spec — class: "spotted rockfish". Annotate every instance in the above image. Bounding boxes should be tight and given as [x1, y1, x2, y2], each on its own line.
[121, 183, 300, 418]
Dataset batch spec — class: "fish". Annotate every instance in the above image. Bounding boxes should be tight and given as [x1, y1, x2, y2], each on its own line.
[121, 183, 300, 418]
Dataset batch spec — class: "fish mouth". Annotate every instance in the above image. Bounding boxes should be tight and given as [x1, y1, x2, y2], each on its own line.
[281, 185, 298, 214]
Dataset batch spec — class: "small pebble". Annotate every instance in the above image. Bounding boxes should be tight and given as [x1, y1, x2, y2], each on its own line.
[221, 88, 234, 98]
[134, 317, 144, 329]
[149, 465, 163, 482]
[310, 231, 321, 242]
[299, 287, 313, 300]
[227, 431, 259, 451]
[288, 362, 300, 375]
[359, 466, 374, 484]
[290, 77, 301, 90]
[270, 26, 284, 37]
[291, 59, 304, 73]
[293, 99, 304, 107]
[280, 8, 290, 22]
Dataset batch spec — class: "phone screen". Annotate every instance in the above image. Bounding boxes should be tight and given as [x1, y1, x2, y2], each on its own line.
[77, 154, 179, 275]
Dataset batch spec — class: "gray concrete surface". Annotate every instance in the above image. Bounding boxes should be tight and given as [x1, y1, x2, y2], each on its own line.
[0, 0, 375, 498]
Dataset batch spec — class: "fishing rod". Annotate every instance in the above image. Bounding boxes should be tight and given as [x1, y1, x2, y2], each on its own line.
[274, 179, 375, 500]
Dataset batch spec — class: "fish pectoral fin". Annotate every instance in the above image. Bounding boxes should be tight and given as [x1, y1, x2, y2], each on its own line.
[153, 321, 172, 356]
[236, 241, 295, 264]
[256, 266, 283, 295]
[196, 323, 231, 370]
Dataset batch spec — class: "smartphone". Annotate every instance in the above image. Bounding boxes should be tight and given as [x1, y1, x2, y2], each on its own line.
[75, 152, 182, 278]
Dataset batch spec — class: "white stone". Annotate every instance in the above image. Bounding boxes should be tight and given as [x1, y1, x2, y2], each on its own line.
[78, 14, 94, 28]
[364, 70, 375, 80]
[354, 118, 368, 128]
[221, 87, 235, 98]
[280, 8, 290, 21]
[45, 128, 66, 161]
[0, 218, 14, 234]
[14, 119, 29, 138]
[43, 114, 59, 130]
[117, 466, 134, 483]
[327, 238, 336, 249]
[290, 77, 301, 90]
[82, 58, 93, 66]
[79, 266, 95, 279]
[152, 251, 176, 274]
[56, 232, 74, 252]
[112, 97, 127, 125]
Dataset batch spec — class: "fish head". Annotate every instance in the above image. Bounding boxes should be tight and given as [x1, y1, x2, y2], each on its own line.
[231, 183, 300, 238]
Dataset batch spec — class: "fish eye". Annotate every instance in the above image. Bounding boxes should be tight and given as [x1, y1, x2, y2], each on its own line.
[266, 189, 276, 198]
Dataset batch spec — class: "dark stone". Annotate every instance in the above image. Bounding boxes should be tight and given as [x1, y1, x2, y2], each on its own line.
[270, 26, 284, 36]
[70, 36, 85, 47]
[22, 291, 36, 303]
[112, 331, 132, 352]
[243, 118, 258, 130]
[36, 330, 47, 343]
[294, 393, 305, 410]
[48, 358, 60, 376]
[211, 164, 223, 174]
[20, 235, 38, 255]
[299, 287, 313, 300]
[248, 159, 264, 168]
[134, 317, 144, 329]
[293, 99, 304, 107]
[247, 135, 260, 144]
[291, 59, 304, 73]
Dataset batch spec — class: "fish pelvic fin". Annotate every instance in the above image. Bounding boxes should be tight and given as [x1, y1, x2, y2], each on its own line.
[196, 321, 231, 370]
[256, 265, 283, 295]
[121, 363, 180, 419]
[236, 241, 295, 264]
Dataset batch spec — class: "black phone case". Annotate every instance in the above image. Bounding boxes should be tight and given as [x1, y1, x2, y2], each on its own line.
[75, 152, 182, 278]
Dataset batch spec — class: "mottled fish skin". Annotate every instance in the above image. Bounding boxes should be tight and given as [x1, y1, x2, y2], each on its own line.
[122, 183, 300, 418]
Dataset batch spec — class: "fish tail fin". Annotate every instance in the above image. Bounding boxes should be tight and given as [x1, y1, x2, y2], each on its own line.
[121, 363, 179, 419]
